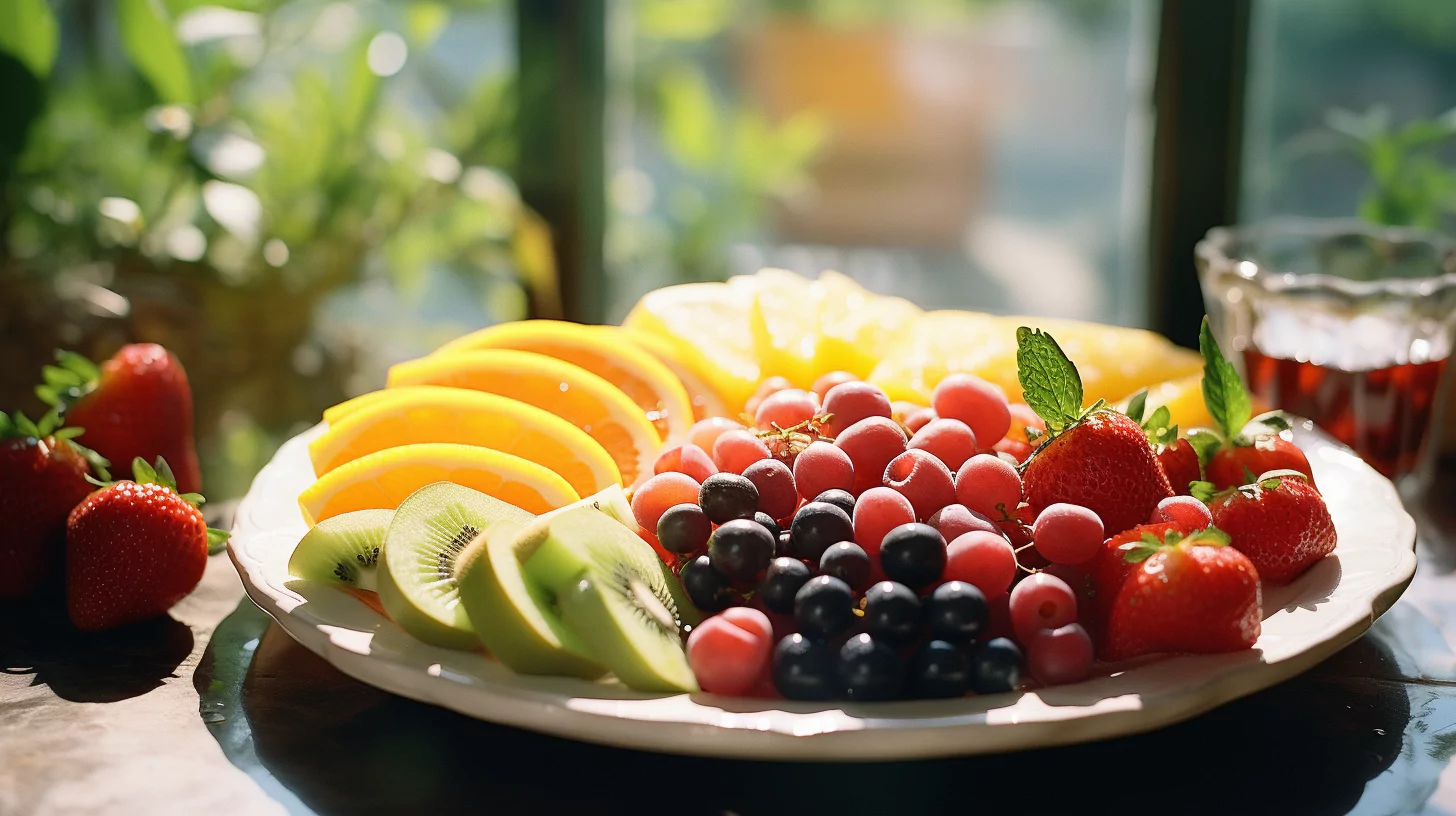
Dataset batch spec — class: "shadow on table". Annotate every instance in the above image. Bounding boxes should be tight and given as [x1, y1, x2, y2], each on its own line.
[195, 598, 1438, 816]
[0, 590, 193, 704]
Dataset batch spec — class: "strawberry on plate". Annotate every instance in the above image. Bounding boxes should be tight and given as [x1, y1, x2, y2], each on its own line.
[1015, 328, 1174, 536]
[1101, 525, 1261, 661]
[1122, 386, 1202, 495]
[39, 345, 202, 494]
[66, 457, 228, 631]
[0, 411, 105, 599]
[1197, 471, 1336, 585]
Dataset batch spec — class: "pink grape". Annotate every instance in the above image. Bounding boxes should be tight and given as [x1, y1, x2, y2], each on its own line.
[1027, 623, 1094, 686]
[755, 388, 818, 431]
[742, 458, 798, 521]
[904, 407, 938, 434]
[907, 417, 978, 471]
[932, 373, 1011, 448]
[820, 381, 892, 438]
[686, 607, 774, 696]
[852, 486, 915, 560]
[1152, 495, 1214, 528]
[954, 454, 1023, 519]
[653, 444, 718, 483]
[792, 440, 854, 501]
[1009, 573, 1078, 645]
[1031, 503, 1105, 565]
[944, 531, 1017, 597]
[713, 429, 772, 474]
[883, 449, 956, 520]
[689, 417, 745, 453]
[1040, 562, 1096, 630]
[631, 472, 702, 532]
[927, 504, 999, 541]
[834, 416, 907, 495]
[811, 371, 859, 402]
[744, 376, 793, 414]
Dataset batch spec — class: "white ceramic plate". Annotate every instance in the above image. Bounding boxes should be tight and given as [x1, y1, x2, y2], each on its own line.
[229, 423, 1416, 760]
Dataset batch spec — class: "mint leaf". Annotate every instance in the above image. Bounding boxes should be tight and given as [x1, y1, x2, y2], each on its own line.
[1125, 388, 1148, 424]
[1016, 327, 1083, 432]
[1199, 318, 1252, 439]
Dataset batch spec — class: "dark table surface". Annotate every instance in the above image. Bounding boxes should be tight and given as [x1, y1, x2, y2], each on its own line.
[5, 466, 1456, 816]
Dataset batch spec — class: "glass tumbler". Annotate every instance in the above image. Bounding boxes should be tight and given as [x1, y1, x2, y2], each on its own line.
[1196, 218, 1456, 488]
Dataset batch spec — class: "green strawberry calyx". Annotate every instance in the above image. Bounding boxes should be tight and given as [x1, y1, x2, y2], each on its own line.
[0, 408, 111, 479]
[1015, 326, 1111, 441]
[1189, 469, 1311, 503]
[1122, 387, 1179, 452]
[34, 349, 103, 415]
[1120, 525, 1232, 563]
[87, 456, 231, 553]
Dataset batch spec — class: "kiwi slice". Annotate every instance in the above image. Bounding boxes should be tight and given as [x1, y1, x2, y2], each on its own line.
[456, 520, 606, 679]
[288, 509, 393, 591]
[525, 506, 699, 693]
[570, 485, 636, 530]
[377, 482, 534, 650]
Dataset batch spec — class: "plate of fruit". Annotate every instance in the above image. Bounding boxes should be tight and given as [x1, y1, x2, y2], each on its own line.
[229, 269, 1417, 760]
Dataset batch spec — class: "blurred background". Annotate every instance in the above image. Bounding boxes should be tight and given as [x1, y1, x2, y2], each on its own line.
[2, 0, 1455, 500]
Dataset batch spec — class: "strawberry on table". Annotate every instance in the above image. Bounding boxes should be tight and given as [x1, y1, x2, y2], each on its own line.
[1197, 472, 1336, 585]
[0, 411, 106, 599]
[38, 345, 202, 494]
[66, 457, 228, 631]
[1015, 328, 1174, 536]
[1101, 526, 1261, 661]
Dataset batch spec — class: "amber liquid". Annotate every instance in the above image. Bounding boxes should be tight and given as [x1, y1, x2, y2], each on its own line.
[1243, 348, 1448, 479]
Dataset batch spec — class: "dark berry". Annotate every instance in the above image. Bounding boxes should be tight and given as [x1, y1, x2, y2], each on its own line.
[879, 522, 947, 589]
[679, 554, 735, 613]
[657, 503, 710, 555]
[789, 501, 853, 562]
[773, 634, 840, 701]
[925, 581, 988, 645]
[708, 519, 776, 582]
[819, 542, 870, 592]
[759, 557, 813, 614]
[838, 634, 904, 701]
[814, 488, 855, 517]
[699, 473, 759, 524]
[754, 511, 781, 539]
[908, 640, 971, 699]
[794, 575, 855, 639]
[969, 637, 1023, 694]
[776, 531, 793, 558]
[862, 581, 921, 646]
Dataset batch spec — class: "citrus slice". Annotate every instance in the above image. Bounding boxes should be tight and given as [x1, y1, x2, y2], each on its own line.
[431, 320, 693, 443]
[814, 270, 921, 379]
[618, 327, 732, 420]
[622, 280, 760, 414]
[387, 349, 659, 486]
[308, 389, 621, 496]
[323, 385, 461, 426]
[742, 268, 822, 389]
[297, 443, 579, 527]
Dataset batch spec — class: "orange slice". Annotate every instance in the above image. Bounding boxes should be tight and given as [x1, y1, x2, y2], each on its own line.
[308, 389, 621, 496]
[617, 326, 732, 420]
[622, 280, 760, 413]
[297, 443, 578, 527]
[431, 320, 693, 443]
[323, 385, 463, 426]
[387, 349, 659, 486]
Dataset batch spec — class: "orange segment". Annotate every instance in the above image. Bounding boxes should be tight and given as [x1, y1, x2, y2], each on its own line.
[431, 320, 693, 443]
[622, 280, 761, 413]
[309, 389, 621, 496]
[386, 349, 659, 486]
[323, 385, 462, 426]
[618, 326, 732, 420]
[297, 443, 578, 526]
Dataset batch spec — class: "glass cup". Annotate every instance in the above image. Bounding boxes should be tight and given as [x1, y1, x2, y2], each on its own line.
[1196, 218, 1456, 490]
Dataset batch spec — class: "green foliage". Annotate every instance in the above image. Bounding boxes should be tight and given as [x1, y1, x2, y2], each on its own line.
[0, 0, 59, 80]
[117, 0, 196, 104]
[1327, 105, 1456, 229]
[1015, 327, 1084, 434]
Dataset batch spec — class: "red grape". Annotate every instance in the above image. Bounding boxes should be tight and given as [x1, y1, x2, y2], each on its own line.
[927, 504, 999, 541]
[834, 416, 907, 495]
[792, 440, 854, 501]
[1152, 495, 1214, 528]
[631, 472, 702, 532]
[713, 429, 771, 474]
[1031, 503, 1104, 565]
[742, 458, 798, 521]
[992, 437, 1034, 464]
[755, 388, 819, 431]
[954, 454, 1023, 520]
[904, 407, 938, 434]
[1027, 623, 1093, 686]
[851, 486, 915, 559]
[883, 449, 956, 520]
[689, 417, 745, 453]
[907, 417, 978, 471]
[654, 443, 718, 483]
[944, 531, 1017, 597]
[1008, 573, 1078, 644]
[932, 374, 1011, 448]
[745, 376, 793, 415]
[812, 371, 859, 402]
[685, 607, 774, 696]
[820, 382, 893, 438]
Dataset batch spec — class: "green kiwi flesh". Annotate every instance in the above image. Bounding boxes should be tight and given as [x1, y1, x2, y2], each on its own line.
[288, 509, 393, 591]
[524, 505, 698, 693]
[378, 482, 534, 650]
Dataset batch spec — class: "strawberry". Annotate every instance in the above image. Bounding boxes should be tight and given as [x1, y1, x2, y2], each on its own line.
[1089, 520, 1191, 626]
[0, 411, 105, 599]
[1101, 526, 1261, 661]
[66, 457, 227, 631]
[1157, 439, 1201, 495]
[39, 345, 201, 494]
[1198, 472, 1336, 585]
[1122, 385, 1202, 495]
[1196, 319, 1315, 490]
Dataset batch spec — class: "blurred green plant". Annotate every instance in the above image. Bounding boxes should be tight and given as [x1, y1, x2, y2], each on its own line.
[1327, 106, 1456, 229]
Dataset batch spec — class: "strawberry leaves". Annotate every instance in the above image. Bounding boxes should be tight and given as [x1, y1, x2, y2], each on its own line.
[88, 456, 231, 552]
[1016, 326, 1087, 434]
[35, 350, 102, 413]
[1199, 318, 1252, 442]
[1120, 525, 1231, 562]
[2, 409, 110, 478]
[1124, 388, 1178, 449]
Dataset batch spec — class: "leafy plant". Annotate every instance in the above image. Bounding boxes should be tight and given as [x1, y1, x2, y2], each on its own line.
[1327, 105, 1456, 229]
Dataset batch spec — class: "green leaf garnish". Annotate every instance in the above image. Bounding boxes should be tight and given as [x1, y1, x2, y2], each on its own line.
[1125, 388, 1148, 424]
[207, 528, 231, 554]
[1016, 327, 1083, 433]
[1199, 318, 1252, 441]
[1189, 480, 1218, 503]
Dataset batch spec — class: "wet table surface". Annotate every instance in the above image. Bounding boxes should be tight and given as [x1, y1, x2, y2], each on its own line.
[5, 467, 1456, 816]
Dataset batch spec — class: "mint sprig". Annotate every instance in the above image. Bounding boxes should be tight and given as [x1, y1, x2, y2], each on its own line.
[1016, 327, 1084, 433]
[1199, 318, 1252, 441]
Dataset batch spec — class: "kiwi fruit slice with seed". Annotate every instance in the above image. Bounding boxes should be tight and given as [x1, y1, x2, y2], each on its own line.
[378, 482, 534, 650]
[525, 506, 699, 693]
[288, 509, 393, 590]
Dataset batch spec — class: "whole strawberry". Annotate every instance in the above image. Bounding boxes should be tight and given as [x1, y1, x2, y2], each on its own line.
[40, 345, 201, 494]
[1102, 526, 1261, 661]
[66, 457, 227, 631]
[1089, 520, 1192, 626]
[1200, 472, 1335, 585]
[1121, 387, 1202, 496]
[1021, 411, 1174, 536]
[0, 411, 104, 599]
[1157, 439, 1201, 495]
